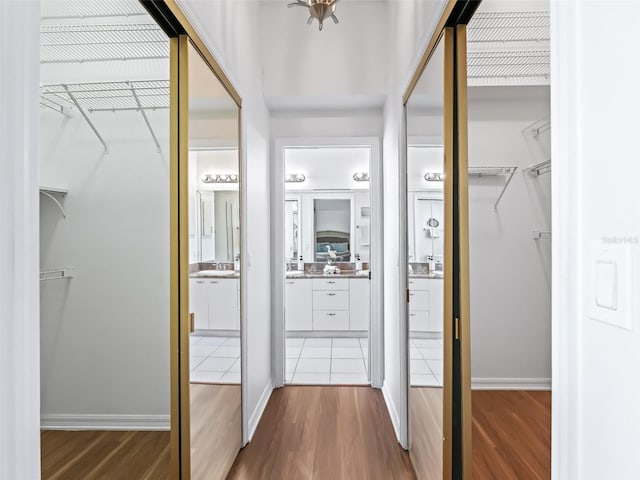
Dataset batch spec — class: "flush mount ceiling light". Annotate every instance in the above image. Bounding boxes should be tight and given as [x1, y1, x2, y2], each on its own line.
[353, 172, 370, 182]
[424, 172, 445, 182]
[202, 173, 238, 184]
[288, 0, 340, 31]
[285, 173, 306, 183]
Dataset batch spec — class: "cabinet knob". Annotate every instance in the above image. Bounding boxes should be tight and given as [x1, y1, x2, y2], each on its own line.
[327, 313, 336, 316]
[210, 281, 219, 284]
[327, 281, 336, 284]
[196, 281, 205, 284]
[286, 281, 294, 284]
[327, 293, 336, 296]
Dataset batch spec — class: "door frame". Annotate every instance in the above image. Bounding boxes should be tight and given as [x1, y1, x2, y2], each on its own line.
[272, 136, 384, 388]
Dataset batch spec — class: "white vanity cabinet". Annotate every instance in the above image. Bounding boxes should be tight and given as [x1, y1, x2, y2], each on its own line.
[189, 277, 240, 331]
[285, 279, 312, 330]
[408, 277, 443, 333]
[285, 277, 370, 332]
[349, 279, 370, 331]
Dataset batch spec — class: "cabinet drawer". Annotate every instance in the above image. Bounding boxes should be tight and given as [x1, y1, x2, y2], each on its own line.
[313, 310, 349, 330]
[408, 278, 429, 290]
[312, 278, 349, 291]
[409, 311, 429, 332]
[312, 290, 349, 311]
[409, 290, 429, 311]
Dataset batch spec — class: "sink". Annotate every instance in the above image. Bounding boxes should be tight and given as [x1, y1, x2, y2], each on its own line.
[286, 271, 305, 277]
[356, 270, 370, 276]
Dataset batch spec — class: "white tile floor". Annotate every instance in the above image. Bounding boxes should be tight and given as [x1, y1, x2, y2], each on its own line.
[287, 337, 369, 385]
[190, 336, 241, 384]
[410, 338, 443, 387]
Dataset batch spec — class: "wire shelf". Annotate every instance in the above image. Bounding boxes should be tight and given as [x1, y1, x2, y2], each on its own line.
[468, 11, 550, 44]
[41, 80, 170, 112]
[468, 50, 550, 80]
[468, 166, 518, 210]
[523, 160, 551, 177]
[41, 23, 168, 64]
[41, 0, 148, 20]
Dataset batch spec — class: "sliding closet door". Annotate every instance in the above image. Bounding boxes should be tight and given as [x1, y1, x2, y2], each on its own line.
[403, 3, 476, 479]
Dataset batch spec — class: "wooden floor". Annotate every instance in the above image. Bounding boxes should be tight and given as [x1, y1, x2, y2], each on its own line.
[227, 386, 416, 480]
[410, 387, 443, 480]
[190, 383, 241, 480]
[41, 430, 170, 480]
[472, 390, 551, 480]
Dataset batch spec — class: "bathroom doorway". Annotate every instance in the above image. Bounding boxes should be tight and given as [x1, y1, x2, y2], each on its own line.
[272, 138, 383, 388]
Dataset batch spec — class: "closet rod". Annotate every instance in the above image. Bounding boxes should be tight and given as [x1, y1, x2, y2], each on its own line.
[63, 84, 109, 153]
[128, 81, 161, 153]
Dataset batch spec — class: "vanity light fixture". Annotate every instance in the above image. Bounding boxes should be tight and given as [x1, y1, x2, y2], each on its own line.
[424, 172, 445, 182]
[352, 172, 370, 182]
[288, 0, 340, 31]
[202, 173, 239, 184]
[285, 173, 306, 183]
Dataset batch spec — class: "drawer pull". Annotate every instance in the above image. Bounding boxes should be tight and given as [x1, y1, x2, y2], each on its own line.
[327, 313, 336, 316]
[327, 293, 336, 296]
[410, 313, 416, 317]
[210, 281, 219, 284]
[327, 281, 336, 284]
[196, 281, 205, 284]
[409, 293, 415, 296]
[286, 281, 294, 284]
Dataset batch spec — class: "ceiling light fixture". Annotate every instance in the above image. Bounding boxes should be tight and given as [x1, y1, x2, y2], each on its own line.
[424, 172, 445, 182]
[202, 173, 239, 184]
[288, 0, 340, 31]
[285, 173, 306, 183]
[353, 172, 370, 182]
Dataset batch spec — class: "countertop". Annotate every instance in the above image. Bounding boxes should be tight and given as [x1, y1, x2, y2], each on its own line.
[189, 270, 240, 279]
[285, 270, 370, 279]
[409, 273, 443, 279]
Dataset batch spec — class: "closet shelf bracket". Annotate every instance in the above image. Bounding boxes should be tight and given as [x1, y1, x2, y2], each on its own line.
[128, 81, 161, 153]
[62, 84, 109, 153]
[39, 187, 68, 218]
[523, 159, 551, 177]
[522, 116, 551, 137]
[532, 230, 551, 240]
[40, 267, 75, 281]
[468, 166, 518, 210]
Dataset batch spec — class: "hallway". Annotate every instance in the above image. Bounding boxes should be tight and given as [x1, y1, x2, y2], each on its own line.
[227, 386, 415, 479]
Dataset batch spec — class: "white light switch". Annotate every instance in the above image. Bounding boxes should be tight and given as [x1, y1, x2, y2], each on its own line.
[587, 243, 634, 331]
[595, 260, 617, 310]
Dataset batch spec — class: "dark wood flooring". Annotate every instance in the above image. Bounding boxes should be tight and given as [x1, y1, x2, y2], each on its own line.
[227, 386, 416, 480]
[472, 390, 551, 480]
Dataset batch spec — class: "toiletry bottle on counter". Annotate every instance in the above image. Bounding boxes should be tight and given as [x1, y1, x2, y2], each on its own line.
[234, 254, 240, 272]
[297, 256, 304, 271]
[355, 253, 362, 272]
[427, 255, 434, 273]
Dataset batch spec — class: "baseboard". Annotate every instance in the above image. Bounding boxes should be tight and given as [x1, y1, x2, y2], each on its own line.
[381, 382, 401, 442]
[472, 377, 552, 391]
[248, 380, 273, 441]
[41, 414, 170, 431]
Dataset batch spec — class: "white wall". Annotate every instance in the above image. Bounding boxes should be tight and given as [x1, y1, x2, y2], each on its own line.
[39, 107, 171, 426]
[0, 2, 41, 477]
[382, 0, 449, 446]
[552, 1, 640, 478]
[468, 86, 551, 388]
[177, 0, 273, 441]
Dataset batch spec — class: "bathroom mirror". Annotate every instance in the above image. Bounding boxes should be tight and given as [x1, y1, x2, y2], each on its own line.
[285, 198, 300, 261]
[185, 39, 242, 479]
[406, 34, 447, 479]
[313, 198, 352, 262]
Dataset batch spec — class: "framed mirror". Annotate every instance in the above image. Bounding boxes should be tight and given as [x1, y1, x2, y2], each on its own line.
[284, 198, 301, 261]
[182, 38, 242, 479]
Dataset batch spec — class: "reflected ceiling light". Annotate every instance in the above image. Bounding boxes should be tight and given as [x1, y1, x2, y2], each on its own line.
[202, 173, 238, 184]
[424, 172, 445, 182]
[285, 173, 306, 183]
[353, 172, 370, 182]
[288, 0, 340, 31]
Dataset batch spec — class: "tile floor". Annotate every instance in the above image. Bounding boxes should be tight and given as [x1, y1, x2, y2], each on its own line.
[190, 335, 241, 384]
[286, 337, 369, 385]
[190, 335, 441, 387]
[409, 337, 443, 387]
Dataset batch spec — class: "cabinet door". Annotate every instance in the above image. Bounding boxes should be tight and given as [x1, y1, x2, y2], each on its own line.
[190, 279, 209, 330]
[208, 279, 239, 330]
[285, 279, 312, 330]
[409, 311, 430, 332]
[427, 279, 444, 332]
[349, 279, 370, 331]
[312, 290, 349, 311]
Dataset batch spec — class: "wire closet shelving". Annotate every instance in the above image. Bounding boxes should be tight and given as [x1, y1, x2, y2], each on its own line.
[468, 166, 518, 211]
[41, 0, 148, 20]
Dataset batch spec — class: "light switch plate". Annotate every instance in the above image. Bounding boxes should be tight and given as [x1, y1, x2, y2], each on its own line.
[587, 243, 634, 331]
